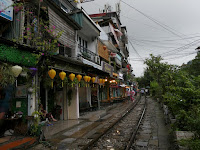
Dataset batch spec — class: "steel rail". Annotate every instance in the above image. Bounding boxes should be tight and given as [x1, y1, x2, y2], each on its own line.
[81, 96, 142, 150]
[125, 96, 147, 150]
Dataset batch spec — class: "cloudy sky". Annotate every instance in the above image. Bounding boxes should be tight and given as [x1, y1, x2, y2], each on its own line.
[80, 0, 200, 77]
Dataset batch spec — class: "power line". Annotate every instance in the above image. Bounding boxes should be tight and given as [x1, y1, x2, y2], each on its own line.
[160, 39, 200, 57]
[128, 35, 200, 43]
[129, 40, 145, 62]
[121, 1, 189, 40]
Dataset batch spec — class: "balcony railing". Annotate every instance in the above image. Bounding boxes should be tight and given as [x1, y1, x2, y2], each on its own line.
[78, 44, 99, 64]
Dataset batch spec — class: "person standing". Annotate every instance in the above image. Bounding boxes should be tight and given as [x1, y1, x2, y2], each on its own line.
[130, 90, 135, 102]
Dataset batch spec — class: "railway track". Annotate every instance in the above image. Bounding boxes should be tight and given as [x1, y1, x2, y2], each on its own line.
[82, 96, 147, 150]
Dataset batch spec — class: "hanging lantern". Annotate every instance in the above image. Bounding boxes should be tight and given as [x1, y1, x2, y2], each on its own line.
[103, 45, 107, 50]
[29, 67, 38, 77]
[87, 76, 91, 87]
[11, 65, 23, 78]
[48, 69, 56, 88]
[69, 73, 75, 87]
[84, 76, 89, 87]
[59, 71, 66, 87]
[87, 76, 91, 82]
[92, 77, 96, 87]
[11, 65, 23, 87]
[76, 74, 82, 87]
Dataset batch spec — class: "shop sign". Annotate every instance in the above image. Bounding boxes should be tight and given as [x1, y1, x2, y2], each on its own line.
[102, 61, 113, 77]
[0, 0, 13, 21]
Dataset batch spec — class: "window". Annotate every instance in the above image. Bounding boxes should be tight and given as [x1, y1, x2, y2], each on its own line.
[82, 39, 84, 47]
[79, 37, 81, 46]
[59, 45, 65, 56]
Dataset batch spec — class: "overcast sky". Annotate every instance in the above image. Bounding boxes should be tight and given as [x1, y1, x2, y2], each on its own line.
[80, 0, 200, 77]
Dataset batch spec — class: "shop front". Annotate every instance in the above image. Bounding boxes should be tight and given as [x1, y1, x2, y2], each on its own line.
[0, 41, 38, 136]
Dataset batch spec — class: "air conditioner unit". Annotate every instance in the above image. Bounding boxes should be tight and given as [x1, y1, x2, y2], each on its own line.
[95, 56, 100, 64]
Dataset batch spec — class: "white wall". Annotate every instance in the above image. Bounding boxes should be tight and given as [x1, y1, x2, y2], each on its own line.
[68, 86, 79, 119]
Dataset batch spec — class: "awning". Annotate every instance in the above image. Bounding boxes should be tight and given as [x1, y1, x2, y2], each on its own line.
[103, 40, 118, 53]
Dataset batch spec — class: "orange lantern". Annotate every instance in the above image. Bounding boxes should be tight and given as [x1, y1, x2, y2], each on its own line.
[99, 79, 103, 84]
[103, 45, 107, 50]
[69, 73, 75, 81]
[92, 77, 96, 87]
[48, 69, 56, 88]
[59, 71, 66, 87]
[76, 74, 82, 87]
[84, 76, 89, 87]
[87, 76, 91, 87]
[69, 73, 75, 87]
[87, 76, 91, 82]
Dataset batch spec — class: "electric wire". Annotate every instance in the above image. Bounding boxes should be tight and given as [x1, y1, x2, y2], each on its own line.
[121, 1, 188, 39]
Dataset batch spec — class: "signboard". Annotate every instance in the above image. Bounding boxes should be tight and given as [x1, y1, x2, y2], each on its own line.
[0, 0, 13, 21]
[102, 61, 113, 77]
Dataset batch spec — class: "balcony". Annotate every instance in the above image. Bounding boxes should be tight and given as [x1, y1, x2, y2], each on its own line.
[78, 44, 100, 65]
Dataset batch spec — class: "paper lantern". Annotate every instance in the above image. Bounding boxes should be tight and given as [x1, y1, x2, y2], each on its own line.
[59, 71, 66, 87]
[84, 76, 88, 82]
[48, 69, 56, 79]
[69, 73, 75, 87]
[99, 79, 103, 84]
[76, 74, 82, 87]
[11, 65, 22, 78]
[84, 76, 89, 87]
[103, 45, 107, 50]
[76, 74, 82, 82]
[91, 77, 96, 83]
[91, 77, 96, 87]
[11, 65, 22, 87]
[48, 69, 56, 88]
[69, 73, 75, 81]
[102, 79, 105, 84]
[87, 76, 91, 82]
[87, 76, 91, 87]
[29, 67, 38, 77]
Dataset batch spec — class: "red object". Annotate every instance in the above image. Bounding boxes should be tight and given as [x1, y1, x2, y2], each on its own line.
[103, 45, 107, 50]
[127, 64, 130, 71]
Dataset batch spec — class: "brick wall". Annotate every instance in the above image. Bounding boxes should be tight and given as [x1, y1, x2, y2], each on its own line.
[98, 40, 109, 62]
[48, 7, 76, 51]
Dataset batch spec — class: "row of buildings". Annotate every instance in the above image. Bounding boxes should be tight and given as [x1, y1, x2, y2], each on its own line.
[0, 0, 135, 121]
